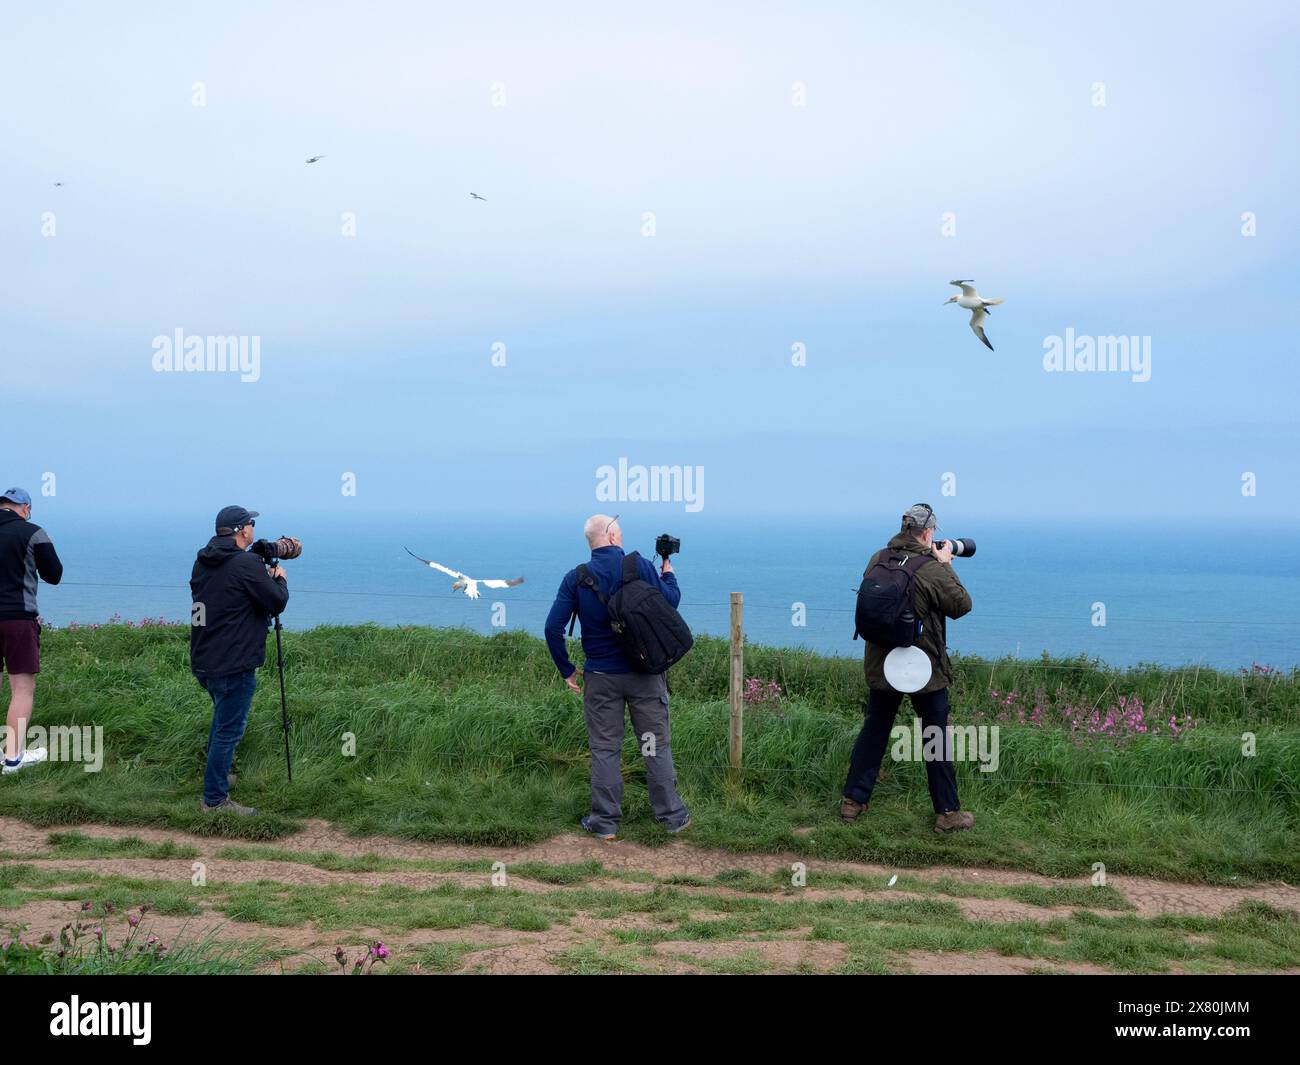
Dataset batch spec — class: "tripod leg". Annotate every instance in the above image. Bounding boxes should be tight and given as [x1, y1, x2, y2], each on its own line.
[275, 616, 292, 783]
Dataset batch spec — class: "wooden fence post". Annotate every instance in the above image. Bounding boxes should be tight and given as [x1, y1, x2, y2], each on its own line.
[729, 592, 744, 780]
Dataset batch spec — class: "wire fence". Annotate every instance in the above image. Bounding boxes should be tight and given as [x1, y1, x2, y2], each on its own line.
[51, 578, 1284, 626]
[46, 577, 1300, 681]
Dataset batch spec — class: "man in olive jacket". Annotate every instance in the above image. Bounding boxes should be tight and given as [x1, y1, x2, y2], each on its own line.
[841, 504, 974, 832]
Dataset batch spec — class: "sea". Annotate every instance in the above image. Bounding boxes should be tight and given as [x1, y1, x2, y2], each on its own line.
[28, 513, 1300, 673]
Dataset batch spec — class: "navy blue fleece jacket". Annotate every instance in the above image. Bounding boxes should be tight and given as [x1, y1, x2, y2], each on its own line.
[544, 546, 680, 676]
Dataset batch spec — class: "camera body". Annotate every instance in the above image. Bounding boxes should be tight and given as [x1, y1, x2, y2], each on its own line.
[655, 533, 681, 559]
[934, 537, 976, 558]
[250, 536, 303, 565]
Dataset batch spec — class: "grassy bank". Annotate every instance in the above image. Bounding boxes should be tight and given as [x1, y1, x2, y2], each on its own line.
[1, 623, 1297, 883]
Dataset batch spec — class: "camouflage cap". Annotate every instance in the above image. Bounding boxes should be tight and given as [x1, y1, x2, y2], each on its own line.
[902, 503, 938, 531]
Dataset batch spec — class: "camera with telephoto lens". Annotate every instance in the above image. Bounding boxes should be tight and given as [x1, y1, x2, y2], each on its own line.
[655, 533, 681, 559]
[934, 537, 976, 558]
[250, 536, 303, 565]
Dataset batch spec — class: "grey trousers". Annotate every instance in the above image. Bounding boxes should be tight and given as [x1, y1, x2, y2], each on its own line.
[582, 670, 690, 834]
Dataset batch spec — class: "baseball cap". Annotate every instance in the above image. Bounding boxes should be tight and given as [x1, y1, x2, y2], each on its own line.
[215, 505, 259, 535]
[902, 503, 938, 531]
[1, 488, 32, 507]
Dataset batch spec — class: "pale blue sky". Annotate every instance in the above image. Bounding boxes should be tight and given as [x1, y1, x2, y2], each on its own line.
[2, 1, 1296, 526]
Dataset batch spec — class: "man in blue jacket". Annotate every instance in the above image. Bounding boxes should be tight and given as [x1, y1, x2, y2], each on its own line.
[190, 505, 289, 815]
[545, 514, 691, 840]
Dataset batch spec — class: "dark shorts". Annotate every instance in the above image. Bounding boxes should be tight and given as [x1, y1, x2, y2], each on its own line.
[0, 619, 41, 675]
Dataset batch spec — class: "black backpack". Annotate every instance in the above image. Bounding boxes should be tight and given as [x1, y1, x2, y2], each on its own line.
[569, 552, 693, 674]
[853, 548, 933, 649]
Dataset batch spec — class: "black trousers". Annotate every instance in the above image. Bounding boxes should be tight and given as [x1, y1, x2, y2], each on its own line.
[842, 687, 960, 814]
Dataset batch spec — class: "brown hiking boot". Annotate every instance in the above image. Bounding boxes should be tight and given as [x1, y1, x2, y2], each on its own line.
[934, 810, 974, 833]
[840, 798, 867, 823]
[200, 796, 258, 817]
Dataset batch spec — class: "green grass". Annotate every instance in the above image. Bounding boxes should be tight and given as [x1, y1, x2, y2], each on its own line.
[41, 830, 201, 860]
[8, 862, 1294, 974]
[1, 932, 270, 975]
[388, 940, 490, 974]
[0, 623, 1296, 883]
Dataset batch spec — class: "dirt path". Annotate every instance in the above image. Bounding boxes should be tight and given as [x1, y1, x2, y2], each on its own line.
[3, 816, 1296, 974]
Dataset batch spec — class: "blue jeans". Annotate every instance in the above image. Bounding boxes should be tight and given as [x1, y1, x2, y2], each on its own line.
[200, 670, 257, 806]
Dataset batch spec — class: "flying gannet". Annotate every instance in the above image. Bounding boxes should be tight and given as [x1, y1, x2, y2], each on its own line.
[944, 280, 1003, 351]
[404, 547, 524, 600]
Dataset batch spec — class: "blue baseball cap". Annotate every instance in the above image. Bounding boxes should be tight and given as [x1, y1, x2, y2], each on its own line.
[1, 488, 32, 507]
[215, 505, 259, 534]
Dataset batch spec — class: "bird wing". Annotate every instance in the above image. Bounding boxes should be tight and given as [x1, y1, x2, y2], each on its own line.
[949, 280, 977, 297]
[479, 577, 526, 590]
[968, 308, 994, 350]
[403, 547, 466, 581]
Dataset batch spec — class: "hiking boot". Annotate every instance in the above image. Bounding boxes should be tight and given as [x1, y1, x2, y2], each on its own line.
[840, 798, 867, 823]
[200, 796, 258, 817]
[934, 810, 974, 833]
[580, 815, 617, 842]
[666, 817, 692, 835]
[2, 747, 48, 775]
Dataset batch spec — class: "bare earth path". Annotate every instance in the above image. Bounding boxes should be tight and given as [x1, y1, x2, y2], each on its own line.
[2, 816, 1296, 975]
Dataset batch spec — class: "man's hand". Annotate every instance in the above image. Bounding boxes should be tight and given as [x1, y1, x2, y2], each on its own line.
[933, 541, 954, 565]
[660, 556, 673, 576]
[268, 564, 287, 581]
[565, 670, 583, 695]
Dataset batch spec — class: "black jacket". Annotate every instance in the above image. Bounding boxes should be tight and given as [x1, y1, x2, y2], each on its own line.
[0, 509, 63, 621]
[189, 536, 289, 678]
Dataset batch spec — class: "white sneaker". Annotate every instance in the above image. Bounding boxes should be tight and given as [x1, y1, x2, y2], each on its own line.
[2, 747, 48, 774]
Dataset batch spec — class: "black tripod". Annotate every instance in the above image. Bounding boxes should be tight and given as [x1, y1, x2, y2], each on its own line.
[272, 613, 292, 782]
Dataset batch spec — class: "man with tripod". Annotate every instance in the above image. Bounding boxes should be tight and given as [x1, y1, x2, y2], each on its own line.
[190, 505, 288, 815]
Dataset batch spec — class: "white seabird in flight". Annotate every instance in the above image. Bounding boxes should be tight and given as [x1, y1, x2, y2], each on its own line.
[404, 547, 524, 600]
[944, 280, 1003, 351]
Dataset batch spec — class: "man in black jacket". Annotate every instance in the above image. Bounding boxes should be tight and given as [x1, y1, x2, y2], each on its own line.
[190, 505, 288, 815]
[0, 488, 63, 775]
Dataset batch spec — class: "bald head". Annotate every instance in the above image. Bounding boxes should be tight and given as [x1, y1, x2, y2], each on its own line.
[584, 513, 622, 549]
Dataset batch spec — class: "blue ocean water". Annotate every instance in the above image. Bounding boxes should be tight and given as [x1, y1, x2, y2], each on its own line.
[30, 513, 1300, 672]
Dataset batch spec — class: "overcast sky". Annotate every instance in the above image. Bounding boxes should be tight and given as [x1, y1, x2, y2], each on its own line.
[2, 0, 1296, 527]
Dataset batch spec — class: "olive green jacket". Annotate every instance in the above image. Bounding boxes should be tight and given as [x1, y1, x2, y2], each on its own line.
[862, 534, 972, 694]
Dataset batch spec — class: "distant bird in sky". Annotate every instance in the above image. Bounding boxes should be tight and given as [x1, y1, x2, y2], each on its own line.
[53, 181, 63, 187]
[305, 155, 325, 164]
[944, 280, 1003, 351]
[404, 547, 524, 600]
[470, 192, 486, 201]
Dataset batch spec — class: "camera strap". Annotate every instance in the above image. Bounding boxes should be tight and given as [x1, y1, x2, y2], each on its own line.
[567, 553, 643, 636]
